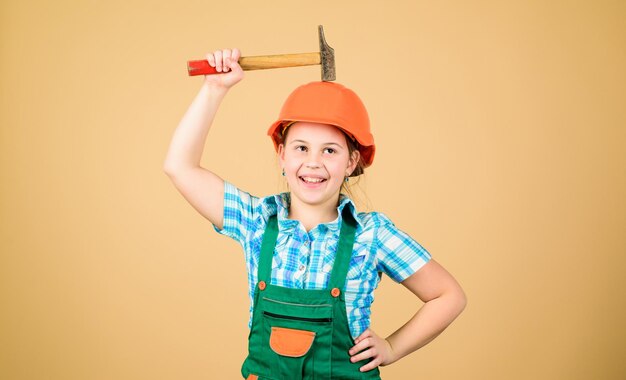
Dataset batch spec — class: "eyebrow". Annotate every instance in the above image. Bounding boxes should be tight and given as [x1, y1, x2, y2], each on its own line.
[289, 139, 343, 147]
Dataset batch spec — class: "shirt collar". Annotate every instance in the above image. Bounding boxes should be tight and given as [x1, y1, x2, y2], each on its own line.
[336, 193, 363, 230]
[258, 192, 363, 233]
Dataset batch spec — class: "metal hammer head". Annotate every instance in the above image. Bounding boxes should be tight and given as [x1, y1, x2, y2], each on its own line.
[319, 25, 336, 81]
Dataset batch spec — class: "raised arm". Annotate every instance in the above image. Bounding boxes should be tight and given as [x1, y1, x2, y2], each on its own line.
[163, 49, 244, 229]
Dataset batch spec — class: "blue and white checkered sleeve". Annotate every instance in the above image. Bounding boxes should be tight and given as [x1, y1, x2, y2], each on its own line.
[375, 213, 432, 283]
[212, 181, 259, 246]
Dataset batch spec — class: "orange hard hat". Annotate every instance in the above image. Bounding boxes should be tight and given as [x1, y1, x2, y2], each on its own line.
[267, 81, 375, 170]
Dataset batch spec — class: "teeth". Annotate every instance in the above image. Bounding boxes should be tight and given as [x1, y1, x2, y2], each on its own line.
[302, 176, 325, 183]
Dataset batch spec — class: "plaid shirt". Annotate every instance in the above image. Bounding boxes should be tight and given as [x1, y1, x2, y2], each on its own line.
[213, 181, 432, 338]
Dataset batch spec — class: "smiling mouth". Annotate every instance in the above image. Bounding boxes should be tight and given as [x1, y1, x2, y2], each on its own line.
[299, 176, 327, 184]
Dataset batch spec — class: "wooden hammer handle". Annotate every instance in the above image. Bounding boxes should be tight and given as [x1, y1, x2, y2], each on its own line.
[187, 52, 320, 76]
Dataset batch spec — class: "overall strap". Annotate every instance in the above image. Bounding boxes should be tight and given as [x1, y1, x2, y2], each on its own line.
[257, 215, 279, 283]
[328, 207, 357, 291]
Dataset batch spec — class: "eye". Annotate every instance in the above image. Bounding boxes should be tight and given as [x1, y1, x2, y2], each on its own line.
[323, 147, 336, 154]
[295, 145, 307, 152]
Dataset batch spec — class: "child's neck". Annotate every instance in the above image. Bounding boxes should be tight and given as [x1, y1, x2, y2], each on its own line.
[287, 197, 339, 232]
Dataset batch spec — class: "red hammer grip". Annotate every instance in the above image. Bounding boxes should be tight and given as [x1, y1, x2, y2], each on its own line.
[187, 60, 218, 76]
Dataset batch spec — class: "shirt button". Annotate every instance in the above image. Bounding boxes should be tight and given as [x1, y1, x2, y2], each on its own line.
[299, 264, 305, 271]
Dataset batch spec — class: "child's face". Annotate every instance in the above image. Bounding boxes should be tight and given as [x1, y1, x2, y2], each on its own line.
[278, 122, 359, 210]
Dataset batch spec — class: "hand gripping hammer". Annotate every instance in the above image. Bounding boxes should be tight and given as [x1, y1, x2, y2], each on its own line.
[187, 25, 336, 81]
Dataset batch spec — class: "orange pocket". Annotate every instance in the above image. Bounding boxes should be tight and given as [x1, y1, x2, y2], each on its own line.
[269, 327, 316, 357]
[246, 375, 258, 380]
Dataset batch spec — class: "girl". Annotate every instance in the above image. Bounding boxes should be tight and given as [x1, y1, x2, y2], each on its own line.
[164, 48, 466, 379]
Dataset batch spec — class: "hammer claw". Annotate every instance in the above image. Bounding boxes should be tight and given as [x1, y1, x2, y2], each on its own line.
[318, 25, 336, 82]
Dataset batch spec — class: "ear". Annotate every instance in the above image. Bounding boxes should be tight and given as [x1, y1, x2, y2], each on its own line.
[347, 150, 361, 176]
[278, 143, 286, 168]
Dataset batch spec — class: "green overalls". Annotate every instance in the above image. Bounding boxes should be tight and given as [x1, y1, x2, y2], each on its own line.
[242, 208, 382, 379]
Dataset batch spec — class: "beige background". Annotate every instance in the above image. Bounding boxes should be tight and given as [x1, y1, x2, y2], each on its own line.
[1, 0, 625, 379]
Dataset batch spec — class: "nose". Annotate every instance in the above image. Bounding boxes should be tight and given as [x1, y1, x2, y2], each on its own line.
[305, 161, 321, 169]
[303, 150, 323, 169]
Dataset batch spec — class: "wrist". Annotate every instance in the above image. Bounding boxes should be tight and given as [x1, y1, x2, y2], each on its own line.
[199, 81, 230, 102]
[382, 338, 398, 366]
[201, 80, 230, 95]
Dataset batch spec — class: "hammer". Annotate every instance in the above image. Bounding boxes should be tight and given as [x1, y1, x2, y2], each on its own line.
[187, 25, 336, 81]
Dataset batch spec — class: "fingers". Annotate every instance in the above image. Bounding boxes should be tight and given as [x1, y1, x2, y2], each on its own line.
[359, 357, 382, 372]
[206, 52, 216, 70]
[349, 337, 368, 355]
[206, 48, 240, 73]
[232, 48, 241, 62]
[349, 337, 375, 361]
[214, 50, 223, 72]
[222, 49, 231, 72]
[353, 328, 372, 345]
[349, 328, 391, 372]
[350, 343, 382, 373]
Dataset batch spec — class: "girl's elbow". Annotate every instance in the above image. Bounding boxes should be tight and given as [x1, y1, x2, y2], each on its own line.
[455, 287, 468, 315]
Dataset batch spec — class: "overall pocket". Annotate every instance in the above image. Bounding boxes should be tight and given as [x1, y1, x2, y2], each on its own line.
[261, 298, 334, 379]
[269, 326, 315, 357]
